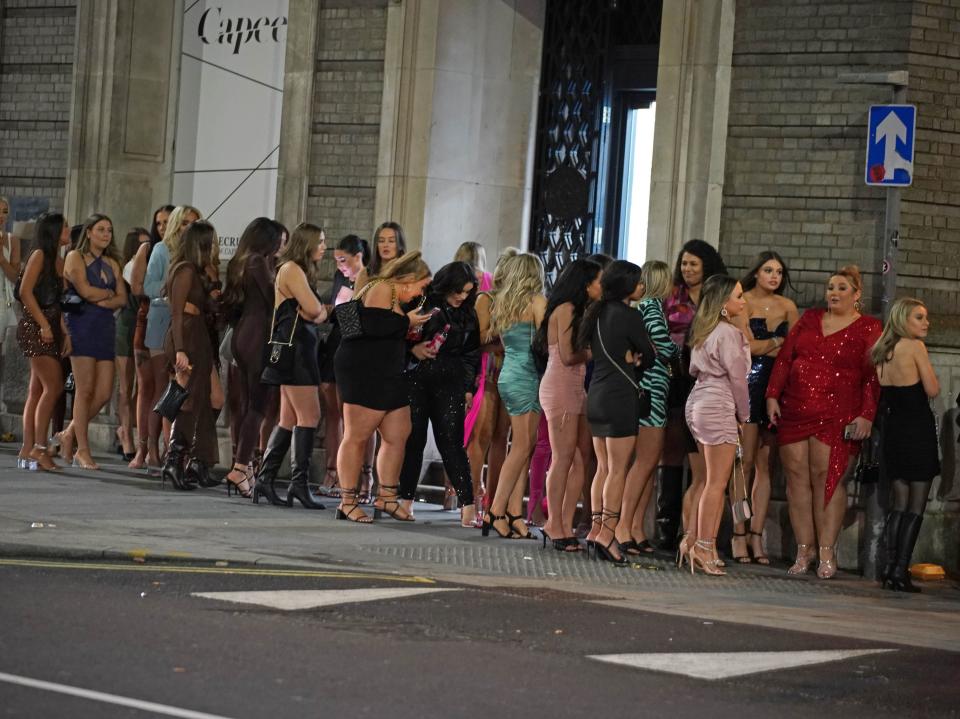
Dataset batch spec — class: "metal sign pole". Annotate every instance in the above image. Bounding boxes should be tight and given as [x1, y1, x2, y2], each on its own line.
[882, 83, 907, 321]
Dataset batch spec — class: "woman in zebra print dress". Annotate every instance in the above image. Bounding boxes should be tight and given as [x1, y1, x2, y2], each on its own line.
[615, 261, 679, 554]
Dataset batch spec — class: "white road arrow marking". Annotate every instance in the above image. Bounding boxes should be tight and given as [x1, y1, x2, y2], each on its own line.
[876, 111, 913, 177]
[588, 649, 895, 680]
[192, 587, 460, 610]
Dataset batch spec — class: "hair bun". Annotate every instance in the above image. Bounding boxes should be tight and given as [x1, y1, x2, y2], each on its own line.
[837, 264, 862, 290]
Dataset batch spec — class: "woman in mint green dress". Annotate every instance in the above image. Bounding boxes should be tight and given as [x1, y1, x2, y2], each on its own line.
[483, 253, 546, 540]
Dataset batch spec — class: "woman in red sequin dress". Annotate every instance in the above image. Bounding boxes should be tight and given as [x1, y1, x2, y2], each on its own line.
[765, 266, 881, 579]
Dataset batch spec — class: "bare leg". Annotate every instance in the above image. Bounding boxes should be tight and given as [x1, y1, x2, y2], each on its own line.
[337, 403, 384, 522]
[320, 382, 341, 488]
[148, 354, 170, 458]
[68, 356, 98, 468]
[631, 476, 655, 544]
[697, 442, 737, 541]
[543, 412, 581, 540]
[131, 350, 156, 467]
[617, 427, 664, 546]
[748, 434, 774, 562]
[780, 439, 816, 573]
[115, 355, 135, 455]
[559, 417, 591, 534]
[594, 435, 636, 560]
[485, 399, 510, 506]
[20, 372, 41, 460]
[683, 451, 706, 545]
[586, 437, 608, 542]
[730, 422, 760, 560]
[489, 410, 540, 538]
[809, 437, 850, 577]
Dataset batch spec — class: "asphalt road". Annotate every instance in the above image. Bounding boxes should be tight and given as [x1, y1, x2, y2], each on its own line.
[0, 559, 957, 718]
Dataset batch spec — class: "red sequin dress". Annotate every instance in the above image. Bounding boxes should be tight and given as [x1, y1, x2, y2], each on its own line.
[765, 308, 881, 505]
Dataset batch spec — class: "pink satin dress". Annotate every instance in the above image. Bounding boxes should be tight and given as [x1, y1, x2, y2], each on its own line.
[538, 344, 586, 420]
[684, 321, 751, 446]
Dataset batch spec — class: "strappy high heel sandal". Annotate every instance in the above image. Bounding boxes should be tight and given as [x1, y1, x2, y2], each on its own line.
[506, 512, 534, 539]
[676, 532, 692, 569]
[225, 464, 253, 499]
[690, 539, 726, 576]
[481, 510, 512, 538]
[748, 530, 770, 565]
[817, 545, 838, 579]
[30, 444, 60, 472]
[787, 543, 816, 575]
[336, 487, 372, 523]
[318, 467, 341, 498]
[72, 447, 99, 470]
[373, 483, 414, 521]
[585, 511, 602, 556]
[731, 530, 751, 563]
[594, 510, 627, 565]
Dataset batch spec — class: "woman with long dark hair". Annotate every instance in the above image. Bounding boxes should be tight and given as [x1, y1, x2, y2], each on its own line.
[334, 251, 433, 522]
[253, 223, 329, 506]
[128, 205, 174, 468]
[579, 261, 653, 563]
[318, 234, 369, 496]
[61, 214, 128, 470]
[537, 258, 602, 551]
[484, 253, 546, 540]
[729, 251, 798, 563]
[398, 261, 479, 515]
[680, 275, 750, 576]
[767, 265, 881, 579]
[161, 221, 219, 490]
[659, 239, 726, 554]
[872, 298, 940, 592]
[355, 221, 406, 291]
[16, 212, 70, 471]
[114, 227, 150, 461]
[223, 217, 285, 494]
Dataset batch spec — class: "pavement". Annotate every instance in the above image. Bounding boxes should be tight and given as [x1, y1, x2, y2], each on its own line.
[2, 443, 960, 661]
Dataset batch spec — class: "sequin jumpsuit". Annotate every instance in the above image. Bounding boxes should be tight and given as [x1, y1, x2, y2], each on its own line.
[765, 308, 881, 505]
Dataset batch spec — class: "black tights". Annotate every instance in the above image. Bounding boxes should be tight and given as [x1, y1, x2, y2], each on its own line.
[891, 478, 931, 516]
[398, 368, 473, 506]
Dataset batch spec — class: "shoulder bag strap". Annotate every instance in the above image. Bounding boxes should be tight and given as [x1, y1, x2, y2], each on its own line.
[596, 317, 640, 392]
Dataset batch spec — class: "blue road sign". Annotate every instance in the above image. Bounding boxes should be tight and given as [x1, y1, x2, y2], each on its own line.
[865, 105, 916, 187]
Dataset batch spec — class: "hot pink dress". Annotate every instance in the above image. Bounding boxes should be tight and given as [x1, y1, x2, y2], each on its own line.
[684, 321, 751, 446]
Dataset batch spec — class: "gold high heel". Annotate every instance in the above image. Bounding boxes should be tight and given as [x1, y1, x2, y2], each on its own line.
[690, 539, 726, 576]
[787, 543, 816, 575]
[676, 532, 692, 569]
[817, 545, 838, 579]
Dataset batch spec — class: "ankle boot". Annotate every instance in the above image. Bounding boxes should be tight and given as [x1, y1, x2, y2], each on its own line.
[287, 426, 325, 510]
[161, 435, 193, 490]
[654, 466, 683, 550]
[889, 512, 923, 593]
[185, 459, 220, 488]
[880, 510, 903, 587]
[253, 426, 291, 506]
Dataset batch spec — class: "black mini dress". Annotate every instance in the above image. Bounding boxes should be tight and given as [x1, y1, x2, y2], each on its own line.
[879, 382, 940, 483]
[261, 297, 321, 387]
[335, 303, 410, 411]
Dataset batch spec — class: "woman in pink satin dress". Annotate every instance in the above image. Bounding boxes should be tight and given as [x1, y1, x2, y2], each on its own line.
[536, 258, 603, 551]
[682, 275, 750, 575]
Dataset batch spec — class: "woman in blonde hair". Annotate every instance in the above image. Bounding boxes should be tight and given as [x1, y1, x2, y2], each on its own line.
[142, 205, 201, 459]
[767, 265, 881, 578]
[872, 298, 940, 592]
[334, 251, 433, 522]
[616, 260, 679, 554]
[482, 252, 546, 540]
[253, 223, 328, 507]
[680, 275, 750, 575]
[58, 214, 128, 469]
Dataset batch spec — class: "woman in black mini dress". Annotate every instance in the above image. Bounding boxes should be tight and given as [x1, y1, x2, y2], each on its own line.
[334, 251, 433, 522]
[254, 223, 328, 509]
[872, 297, 941, 593]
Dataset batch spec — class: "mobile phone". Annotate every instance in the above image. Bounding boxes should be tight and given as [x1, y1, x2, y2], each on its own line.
[843, 422, 857, 440]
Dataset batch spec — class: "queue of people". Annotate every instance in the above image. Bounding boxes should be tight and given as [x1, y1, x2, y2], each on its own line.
[2, 193, 944, 590]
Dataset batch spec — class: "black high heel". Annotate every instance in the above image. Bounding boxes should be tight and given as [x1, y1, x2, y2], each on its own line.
[506, 512, 535, 540]
[481, 511, 512, 538]
[540, 528, 580, 552]
[594, 510, 627, 565]
[584, 511, 602, 556]
[252, 426, 291, 506]
[336, 488, 372, 523]
[372, 483, 413, 521]
[225, 465, 253, 499]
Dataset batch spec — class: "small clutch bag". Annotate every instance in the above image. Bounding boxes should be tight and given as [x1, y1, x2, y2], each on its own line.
[153, 379, 189, 420]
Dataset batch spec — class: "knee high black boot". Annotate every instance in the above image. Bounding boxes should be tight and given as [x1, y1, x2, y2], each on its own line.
[890, 512, 923, 593]
[880, 510, 903, 588]
[655, 466, 683, 550]
[162, 422, 194, 491]
[253, 426, 291, 506]
[287, 426, 325, 510]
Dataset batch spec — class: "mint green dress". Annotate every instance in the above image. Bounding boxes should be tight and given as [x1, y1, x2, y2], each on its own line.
[497, 321, 541, 416]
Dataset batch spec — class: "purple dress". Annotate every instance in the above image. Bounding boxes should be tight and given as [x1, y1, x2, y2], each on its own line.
[684, 321, 750, 446]
[65, 255, 117, 361]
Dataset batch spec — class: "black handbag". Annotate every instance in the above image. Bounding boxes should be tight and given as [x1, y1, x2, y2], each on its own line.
[267, 301, 299, 372]
[334, 280, 391, 340]
[153, 379, 189, 420]
[60, 288, 85, 314]
[596, 319, 651, 419]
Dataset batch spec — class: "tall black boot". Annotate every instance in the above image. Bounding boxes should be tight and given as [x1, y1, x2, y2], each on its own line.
[253, 426, 291, 506]
[889, 512, 923, 593]
[287, 426, 325, 510]
[655, 465, 683, 551]
[880, 510, 903, 588]
[161, 432, 194, 491]
[185, 459, 220, 488]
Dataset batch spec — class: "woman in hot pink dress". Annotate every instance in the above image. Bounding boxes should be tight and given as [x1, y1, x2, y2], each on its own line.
[682, 275, 750, 575]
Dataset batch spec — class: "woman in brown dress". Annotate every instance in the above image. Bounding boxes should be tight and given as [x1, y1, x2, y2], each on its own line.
[161, 220, 220, 491]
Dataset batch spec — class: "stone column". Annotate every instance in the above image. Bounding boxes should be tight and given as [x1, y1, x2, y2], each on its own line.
[64, 0, 180, 231]
[374, 0, 544, 267]
[646, 0, 735, 261]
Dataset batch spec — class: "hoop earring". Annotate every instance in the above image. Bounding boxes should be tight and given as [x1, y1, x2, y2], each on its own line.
[720, 308, 729, 318]
[855, 300, 862, 312]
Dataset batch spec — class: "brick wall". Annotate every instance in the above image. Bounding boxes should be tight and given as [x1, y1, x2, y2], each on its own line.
[306, 0, 387, 245]
[721, 0, 960, 348]
[0, 0, 76, 214]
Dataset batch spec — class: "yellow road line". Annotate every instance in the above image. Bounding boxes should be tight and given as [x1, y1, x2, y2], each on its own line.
[0, 558, 435, 584]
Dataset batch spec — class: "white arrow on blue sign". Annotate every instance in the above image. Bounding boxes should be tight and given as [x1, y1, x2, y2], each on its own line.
[865, 104, 916, 187]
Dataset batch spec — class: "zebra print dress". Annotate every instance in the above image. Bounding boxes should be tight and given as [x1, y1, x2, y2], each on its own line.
[637, 298, 679, 429]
